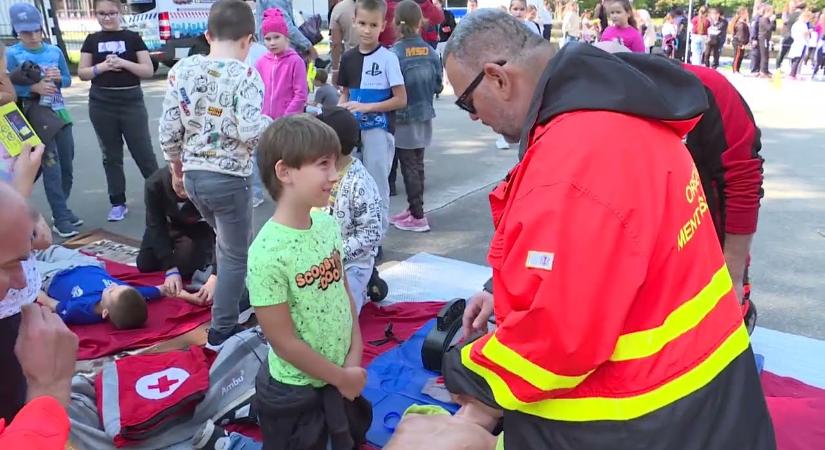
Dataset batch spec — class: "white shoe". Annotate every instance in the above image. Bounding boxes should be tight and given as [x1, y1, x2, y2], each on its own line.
[496, 135, 510, 150]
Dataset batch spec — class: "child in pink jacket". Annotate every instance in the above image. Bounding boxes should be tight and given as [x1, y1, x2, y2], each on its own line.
[255, 8, 308, 119]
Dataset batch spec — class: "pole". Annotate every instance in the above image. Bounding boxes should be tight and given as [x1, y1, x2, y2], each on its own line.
[684, 0, 693, 64]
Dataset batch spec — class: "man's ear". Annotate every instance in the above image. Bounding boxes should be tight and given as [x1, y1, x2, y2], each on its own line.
[483, 62, 512, 99]
[275, 159, 291, 186]
[205, 31, 213, 44]
[101, 308, 109, 319]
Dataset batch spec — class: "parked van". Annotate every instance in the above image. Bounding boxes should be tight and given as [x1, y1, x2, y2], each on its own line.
[123, 0, 215, 69]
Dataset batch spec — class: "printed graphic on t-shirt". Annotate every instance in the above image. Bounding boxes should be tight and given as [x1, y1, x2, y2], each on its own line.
[98, 40, 126, 54]
[338, 46, 404, 131]
[295, 249, 343, 290]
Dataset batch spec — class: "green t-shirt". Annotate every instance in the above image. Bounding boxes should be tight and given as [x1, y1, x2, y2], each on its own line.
[247, 211, 353, 387]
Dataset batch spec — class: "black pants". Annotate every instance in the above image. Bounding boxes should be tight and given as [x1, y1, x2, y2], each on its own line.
[543, 23, 552, 40]
[733, 44, 747, 72]
[0, 313, 26, 423]
[814, 48, 825, 75]
[703, 42, 722, 68]
[776, 36, 793, 68]
[757, 38, 771, 74]
[790, 56, 803, 77]
[89, 85, 159, 206]
[396, 147, 425, 218]
[137, 223, 215, 279]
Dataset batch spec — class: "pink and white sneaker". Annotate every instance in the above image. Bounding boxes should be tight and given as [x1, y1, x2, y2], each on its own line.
[393, 215, 430, 232]
[389, 209, 411, 224]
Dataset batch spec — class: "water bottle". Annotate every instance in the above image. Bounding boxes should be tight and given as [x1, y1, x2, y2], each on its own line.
[38, 65, 57, 108]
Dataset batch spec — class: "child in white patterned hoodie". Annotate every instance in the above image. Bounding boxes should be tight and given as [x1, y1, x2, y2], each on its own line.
[316, 107, 383, 313]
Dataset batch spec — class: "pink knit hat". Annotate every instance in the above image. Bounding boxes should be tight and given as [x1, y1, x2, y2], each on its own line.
[261, 8, 288, 37]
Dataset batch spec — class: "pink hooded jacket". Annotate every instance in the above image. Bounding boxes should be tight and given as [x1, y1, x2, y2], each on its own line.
[256, 48, 308, 119]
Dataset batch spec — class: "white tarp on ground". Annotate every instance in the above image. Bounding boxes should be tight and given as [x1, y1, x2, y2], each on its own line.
[380, 252, 825, 389]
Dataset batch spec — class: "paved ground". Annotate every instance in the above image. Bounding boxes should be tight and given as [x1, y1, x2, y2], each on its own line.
[28, 63, 825, 339]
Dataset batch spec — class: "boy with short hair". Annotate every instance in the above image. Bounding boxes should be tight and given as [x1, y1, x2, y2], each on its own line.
[247, 115, 370, 446]
[159, 0, 271, 348]
[338, 0, 406, 230]
[7, 3, 80, 238]
[312, 69, 340, 108]
[33, 246, 184, 329]
[316, 106, 383, 313]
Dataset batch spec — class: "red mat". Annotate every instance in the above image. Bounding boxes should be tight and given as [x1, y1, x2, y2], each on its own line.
[71, 260, 212, 360]
[762, 372, 825, 450]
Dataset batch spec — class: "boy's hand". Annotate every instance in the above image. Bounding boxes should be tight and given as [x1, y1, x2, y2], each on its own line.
[177, 290, 211, 306]
[335, 366, 367, 400]
[31, 80, 57, 97]
[340, 101, 373, 114]
[44, 67, 61, 82]
[196, 274, 217, 304]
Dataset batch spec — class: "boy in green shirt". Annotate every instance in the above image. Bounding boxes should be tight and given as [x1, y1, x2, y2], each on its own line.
[246, 114, 368, 447]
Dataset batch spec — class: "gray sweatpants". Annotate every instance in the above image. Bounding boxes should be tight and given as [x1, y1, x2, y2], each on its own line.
[183, 170, 252, 334]
[359, 128, 395, 232]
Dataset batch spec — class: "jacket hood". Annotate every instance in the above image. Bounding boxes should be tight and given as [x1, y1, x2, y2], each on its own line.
[519, 42, 708, 158]
[265, 47, 300, 61]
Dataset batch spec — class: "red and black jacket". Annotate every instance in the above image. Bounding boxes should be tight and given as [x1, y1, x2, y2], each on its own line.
[682, 63, 764, 244]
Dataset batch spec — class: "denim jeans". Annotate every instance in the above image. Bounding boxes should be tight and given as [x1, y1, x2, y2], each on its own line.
[690, 35, 707, 65]
[41, 125, 75, 224]
[183, 170, 252, 334]
[251, 152, 265, 202]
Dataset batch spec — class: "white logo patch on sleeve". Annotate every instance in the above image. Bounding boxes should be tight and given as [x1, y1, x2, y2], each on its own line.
[525, 251, 554, 271]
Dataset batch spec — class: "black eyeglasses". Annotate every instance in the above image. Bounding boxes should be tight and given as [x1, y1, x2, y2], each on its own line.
[454, 60, 506, 115]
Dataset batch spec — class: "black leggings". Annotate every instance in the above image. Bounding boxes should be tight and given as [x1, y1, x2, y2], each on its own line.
[733, 45, 747, 72]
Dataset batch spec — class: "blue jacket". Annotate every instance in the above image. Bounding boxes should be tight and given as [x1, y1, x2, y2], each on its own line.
[392, 36, 442, 124]
[6, 42, 71, 100]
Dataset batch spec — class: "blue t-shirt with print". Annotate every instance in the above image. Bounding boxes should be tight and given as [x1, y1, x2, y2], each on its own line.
[48, 265, 161, 325]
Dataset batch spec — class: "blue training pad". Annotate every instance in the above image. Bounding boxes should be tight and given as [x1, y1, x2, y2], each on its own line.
[365, 319, 459, 447]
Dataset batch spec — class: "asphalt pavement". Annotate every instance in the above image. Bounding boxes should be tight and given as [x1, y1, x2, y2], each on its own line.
[27, 65, 825, 339]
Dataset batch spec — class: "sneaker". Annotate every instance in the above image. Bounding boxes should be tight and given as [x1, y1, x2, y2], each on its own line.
[55, 213, 83, 227]
[495, 135, 510, 150]
[252, 196, 265, 208]
[51, 221, 79, 238]
[191, 420, 230, 450]
[389, 209, 411, 224]
[206, 325, 246, 351]
[107, 204, 128, 222]
[393, 215, 431, 232]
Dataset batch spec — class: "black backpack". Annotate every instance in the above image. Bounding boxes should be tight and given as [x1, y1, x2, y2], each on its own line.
[299, 13, 323, 46]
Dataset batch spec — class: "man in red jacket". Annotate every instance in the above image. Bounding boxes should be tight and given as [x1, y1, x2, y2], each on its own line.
[379, 0, 444, 47]
[391, 10, 775, 449]
[0, 182, 76, 449]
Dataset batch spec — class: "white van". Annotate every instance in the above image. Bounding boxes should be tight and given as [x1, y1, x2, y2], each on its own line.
[122, 0, 216, 69]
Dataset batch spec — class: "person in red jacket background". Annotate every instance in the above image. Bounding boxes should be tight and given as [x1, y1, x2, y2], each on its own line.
[379, 0, 444, 47]
[387, 10, 775, 449]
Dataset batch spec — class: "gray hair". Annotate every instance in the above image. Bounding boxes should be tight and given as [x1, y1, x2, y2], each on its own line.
[443, 9, 549, 72]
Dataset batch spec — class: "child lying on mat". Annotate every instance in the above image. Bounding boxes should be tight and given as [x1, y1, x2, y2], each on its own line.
[34, 245, 208, 329]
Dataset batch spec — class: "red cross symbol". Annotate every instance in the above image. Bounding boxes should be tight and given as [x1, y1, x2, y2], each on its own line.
[147, 375, 178, 393]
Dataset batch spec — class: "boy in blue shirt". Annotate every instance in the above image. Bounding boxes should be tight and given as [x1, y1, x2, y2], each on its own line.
[338, 0, 406, 230]
[33, 246, 195, 329]
[7, 3, 80, 238]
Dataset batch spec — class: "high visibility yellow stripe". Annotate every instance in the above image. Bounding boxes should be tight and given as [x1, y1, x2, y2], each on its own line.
[480, 335, 592, 391]
[461, 324, 749, 422]
[611, 266, 733, 362]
